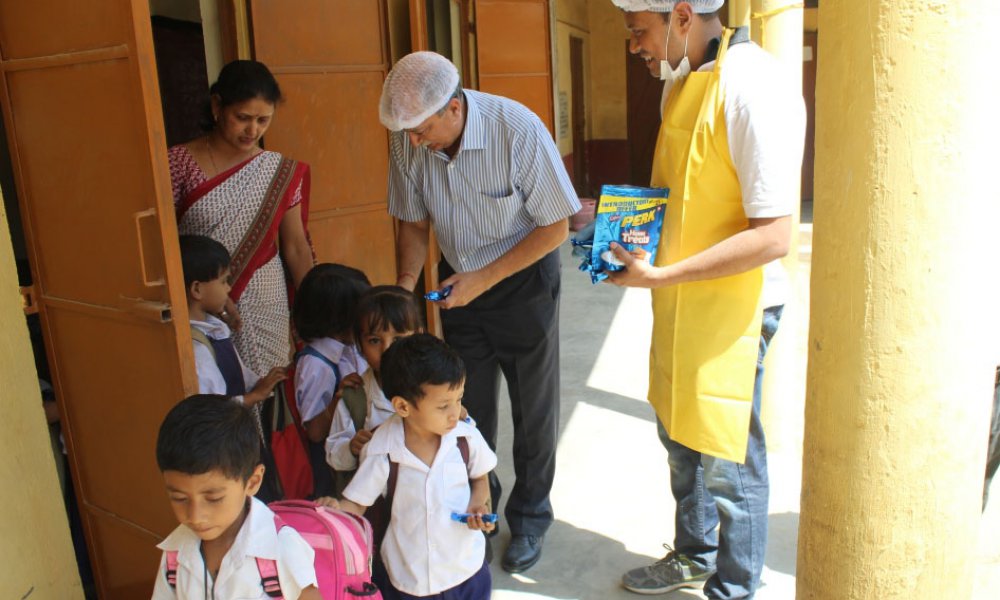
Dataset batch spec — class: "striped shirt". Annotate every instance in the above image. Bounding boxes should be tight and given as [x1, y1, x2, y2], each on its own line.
[388, 90, 581, 272]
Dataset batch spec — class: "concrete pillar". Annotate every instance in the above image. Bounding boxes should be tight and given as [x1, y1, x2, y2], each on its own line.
[750, 0, 805, 452]
[797, 2, 1000, 599]
[0, 199, 82, 595]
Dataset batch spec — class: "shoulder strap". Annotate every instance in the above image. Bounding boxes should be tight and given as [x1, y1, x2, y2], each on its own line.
[296, 346, 342, 390]
[190, 325, 215, 360]
[457, 436, 470, 468]
[341, 385, 368, 433]
[254, 515, 286, 599]
[164, 550, 179, 589]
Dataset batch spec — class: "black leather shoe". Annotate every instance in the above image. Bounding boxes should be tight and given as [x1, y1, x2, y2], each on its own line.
[501, 534, 543, 573]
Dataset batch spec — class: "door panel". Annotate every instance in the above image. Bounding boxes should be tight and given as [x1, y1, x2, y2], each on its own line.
[250, 0, 384, 66]
[7, 61, 169, 305]
[0, 2, 128, 58]
[475, 0, 554, 133]
[250, 0, 397, 281]
[0, 1, 196, 598]
[275, 72, 390, 212]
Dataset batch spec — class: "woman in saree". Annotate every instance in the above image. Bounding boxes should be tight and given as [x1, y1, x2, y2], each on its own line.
[169, 59, 313, 380]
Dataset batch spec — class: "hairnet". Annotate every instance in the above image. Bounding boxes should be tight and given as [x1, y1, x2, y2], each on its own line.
[611, 0, 724, 13]
[379, 52, 460, 131]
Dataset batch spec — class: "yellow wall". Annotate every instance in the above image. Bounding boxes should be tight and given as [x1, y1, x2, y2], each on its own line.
[554, 0, 589, 155]
[587, 0, 627, 140]
[553, 0, 629, 156]
[0, 198, 82, 596]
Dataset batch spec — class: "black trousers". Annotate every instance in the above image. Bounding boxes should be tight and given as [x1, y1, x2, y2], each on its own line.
[440, 250, 561, 537]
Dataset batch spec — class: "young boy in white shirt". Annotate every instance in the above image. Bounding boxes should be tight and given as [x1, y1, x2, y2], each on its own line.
[180, 235, 286, 405]
[151, 395, 321, 599]
[333, 333, 497, 600]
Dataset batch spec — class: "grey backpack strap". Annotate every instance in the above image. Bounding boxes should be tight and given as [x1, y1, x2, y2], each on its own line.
[190, 325, 215, 360]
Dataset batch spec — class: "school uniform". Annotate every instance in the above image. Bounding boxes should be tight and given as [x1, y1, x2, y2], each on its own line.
[296, 337, 367, 497]
[325, 368, 396, 472]
[295, 337, 367, 423]
[343, 416, 497, 598]
[151, 497, 317, 600]
[191, 315, 259, 403]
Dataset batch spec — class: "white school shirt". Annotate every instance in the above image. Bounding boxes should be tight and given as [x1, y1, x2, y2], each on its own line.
[342, 416, 498, 596]
[191, 315, 259, 405]
[151, 497, 317, 600]
[325, 368, 396, 471]
[295, 337, 367, 424]
[696, 40, 806, 309]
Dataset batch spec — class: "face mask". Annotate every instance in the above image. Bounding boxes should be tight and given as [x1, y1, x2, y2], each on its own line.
[659, 13, 691, 87]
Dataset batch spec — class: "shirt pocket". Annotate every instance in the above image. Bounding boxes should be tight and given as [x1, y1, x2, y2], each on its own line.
[471, 189, 527, 243]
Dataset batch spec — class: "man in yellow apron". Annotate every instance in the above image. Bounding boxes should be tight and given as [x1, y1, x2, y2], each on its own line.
[608, 2, 804, 599]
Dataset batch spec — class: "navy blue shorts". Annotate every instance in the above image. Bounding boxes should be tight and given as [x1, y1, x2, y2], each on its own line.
[379, 561, 491, 600]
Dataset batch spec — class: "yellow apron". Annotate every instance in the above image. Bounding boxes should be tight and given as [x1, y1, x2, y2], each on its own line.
[649, 29, 764, 463]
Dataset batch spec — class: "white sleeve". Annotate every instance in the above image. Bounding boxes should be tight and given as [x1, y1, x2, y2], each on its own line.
[193, 342, 227, 395]
[295, 356, 336, 423]
[724, 51, 805, 219]
[150, 552, 175, 599]
[275, 526, 318, 600]
[342, 452, 390, 507]
[464, 427, 498, 479]
[325, 401, 359, 471]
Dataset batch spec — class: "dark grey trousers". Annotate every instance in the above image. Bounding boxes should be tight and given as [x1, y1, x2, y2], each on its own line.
[440, 250, 561, 537]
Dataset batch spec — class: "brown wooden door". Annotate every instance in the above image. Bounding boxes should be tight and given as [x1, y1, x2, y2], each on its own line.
[626, 39, 664, 186]
[249, 0, 397, 284]
[474, 0, 555, 132]
[802, 31, 817, 201]
[0, 1, 197, 597]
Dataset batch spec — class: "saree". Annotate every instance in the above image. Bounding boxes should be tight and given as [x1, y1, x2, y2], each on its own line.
[171, 146, 311, 377]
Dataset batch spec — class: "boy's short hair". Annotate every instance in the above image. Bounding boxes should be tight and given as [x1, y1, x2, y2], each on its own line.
[353, 285, 424, 343]
[178, 235, 231, 289]
[156, 395, 260, 481]
[293, 263, 371, 341]
[380, 333, 465, 403]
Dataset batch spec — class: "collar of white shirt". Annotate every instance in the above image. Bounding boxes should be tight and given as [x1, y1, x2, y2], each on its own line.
[308, 337, 348, 365]
[190, 314, 232, 341]
[363, 414, 476, 472]
[460, 91, 486, 152]
[157, 496, 282, 571]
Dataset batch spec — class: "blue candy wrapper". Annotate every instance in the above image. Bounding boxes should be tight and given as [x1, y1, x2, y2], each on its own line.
[451, 512, 499, 524]
[424, 285, 453, 302]
[572, 185, 669, 283]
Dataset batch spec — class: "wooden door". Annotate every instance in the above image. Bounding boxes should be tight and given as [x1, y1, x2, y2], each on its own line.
[802, 31, 817, 201]
[249, 0, 397, 284]
[626, 39, 664, 186]
[0, 1, 196, 597]
[474, 0, 555, 132]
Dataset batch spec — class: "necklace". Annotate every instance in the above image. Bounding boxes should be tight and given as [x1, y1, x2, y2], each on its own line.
[202, 549, 216, 600]
[204, 136, 220, 176]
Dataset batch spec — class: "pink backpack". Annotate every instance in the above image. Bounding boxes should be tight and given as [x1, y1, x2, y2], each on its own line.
[164, 500, 381, 599]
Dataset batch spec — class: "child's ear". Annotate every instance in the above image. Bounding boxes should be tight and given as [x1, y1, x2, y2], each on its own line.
[391, 395, 411, 416]
[189, 280, 203, 300]
[245, 464, 265, 496]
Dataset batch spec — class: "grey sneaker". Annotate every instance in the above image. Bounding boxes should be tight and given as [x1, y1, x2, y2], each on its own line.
[621, 545, 715, 595]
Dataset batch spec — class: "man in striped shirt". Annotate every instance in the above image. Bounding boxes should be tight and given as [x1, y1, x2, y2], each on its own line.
[380, 51, 581, 573]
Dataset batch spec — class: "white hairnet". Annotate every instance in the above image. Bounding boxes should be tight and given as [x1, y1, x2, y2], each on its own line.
[379, 52, 460, 131]
[611, 0, 724, 13]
